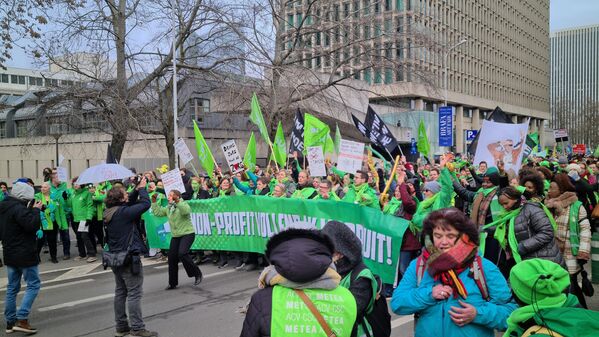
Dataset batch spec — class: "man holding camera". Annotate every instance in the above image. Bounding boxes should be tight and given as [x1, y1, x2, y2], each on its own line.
[103, 177, 158, 337]
[0, 182, 43, 334]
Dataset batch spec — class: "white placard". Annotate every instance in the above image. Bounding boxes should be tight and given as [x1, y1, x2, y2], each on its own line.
[553, 128, 568, 139]
[77, 220, 88, 232]
[57, 167, 68, 182]
[58, 154, 65, 166]
[474, 120, 529, 177]
[220, 140, 244, 173]
[160, 168, 186, 196]
[307, 146, 326, 177]
[174, 138, 194, 165]
[337, 139, 365, 174]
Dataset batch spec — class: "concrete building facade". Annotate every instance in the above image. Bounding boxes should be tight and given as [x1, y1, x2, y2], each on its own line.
[282, 0, 551, 153]
[550, 24, 599, 147]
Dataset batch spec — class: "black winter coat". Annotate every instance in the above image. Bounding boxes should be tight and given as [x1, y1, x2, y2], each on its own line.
[0, 197, 42, 267]
[104, 188, 151, 255]
[574, 179, 597, 214]
[513, 202, 563, 265]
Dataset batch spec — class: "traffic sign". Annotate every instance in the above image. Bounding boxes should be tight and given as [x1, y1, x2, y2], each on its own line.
[465, 130, 478, 142]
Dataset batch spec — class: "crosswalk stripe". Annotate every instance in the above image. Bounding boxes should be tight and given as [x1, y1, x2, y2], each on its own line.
[38, 294, 115, 312]
[391, 315, 414, 329]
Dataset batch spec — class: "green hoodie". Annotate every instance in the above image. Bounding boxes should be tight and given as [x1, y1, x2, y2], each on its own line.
[151, 200, 195, 237]
[69, 188, 94, 222]
[342, 183, 380, 209]
[49, 181, 69, 230]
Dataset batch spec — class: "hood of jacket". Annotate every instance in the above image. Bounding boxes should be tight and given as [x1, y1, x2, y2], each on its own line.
[10, 182, 35, 201]
[265, 228, 334, 284]
[0, 196, 28, 213]
[321, 220, 362, 275]
[545, 192, 578, 213]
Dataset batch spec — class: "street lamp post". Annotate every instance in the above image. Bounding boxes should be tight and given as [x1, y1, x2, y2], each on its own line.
[443, 39, 468, 107]
[49, 124, 64, 168]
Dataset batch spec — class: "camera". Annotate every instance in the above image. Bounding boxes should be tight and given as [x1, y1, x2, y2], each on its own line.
[130, 174, 144, 186]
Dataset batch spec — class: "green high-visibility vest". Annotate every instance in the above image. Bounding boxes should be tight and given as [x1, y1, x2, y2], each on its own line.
[271, 285, 357, 337]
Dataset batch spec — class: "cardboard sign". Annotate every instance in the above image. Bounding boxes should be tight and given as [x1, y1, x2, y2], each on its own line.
[57, 167, 68, 182]
[161, 168, 186, 196]
[307, 146, 326, 177]
[573, 144, 586, 154]
[220, 140, 244, 174]
[58, 154, 65, 166]
[337, 140, 365, 174]
[174, 138, 195, 165]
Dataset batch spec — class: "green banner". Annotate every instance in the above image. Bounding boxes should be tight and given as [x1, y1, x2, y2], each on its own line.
[143, 196, 410, 284]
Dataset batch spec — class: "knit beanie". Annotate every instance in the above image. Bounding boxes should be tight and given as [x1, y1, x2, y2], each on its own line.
[321, 221, 363, 266]
[558, 156, 568, 165]
[483, 166, 501, 186]
[10, 182, 34, 201]
[509, 258, 570, 304]
[423, 181, 441, 194]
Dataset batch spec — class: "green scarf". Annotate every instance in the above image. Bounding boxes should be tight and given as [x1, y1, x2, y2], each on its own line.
[503, 294, 576, 337]
[40, 194, 54, 230]
[481, 207, 522, 262]
[383, 197, 402, 215]
[539, 203, 558, 232]
[478, 186, 497, 197]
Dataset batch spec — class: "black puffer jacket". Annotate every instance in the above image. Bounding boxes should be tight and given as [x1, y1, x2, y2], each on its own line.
[0, 197, 41, 267]
[513, 202, 563, 265]
[240, 229, 336, 337]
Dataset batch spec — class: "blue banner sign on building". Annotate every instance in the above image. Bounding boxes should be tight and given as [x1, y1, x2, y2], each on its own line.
[465, 129, 478, 142]
[439, 106, 453, 147]
[410, 138, 417, 154]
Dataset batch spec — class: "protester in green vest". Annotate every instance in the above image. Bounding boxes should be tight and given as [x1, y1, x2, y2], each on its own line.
[313, 179, 340, 201]
[412, 156, 454, 231]
[151, 189, 203, 290]
[545, 173, 592, 308]
[48, 173, 69, 232]
[503, 258, 599, 337]
[270, 169, 296, 197]
[322, 221, 379, 337]
[35, 182, 61, 263]
[342, 170, 379, 209]
[270, 183, 287, 198]
[69, 181, 96, 262]
[291, 170, 317, 199]
[240, 228, 357, 337]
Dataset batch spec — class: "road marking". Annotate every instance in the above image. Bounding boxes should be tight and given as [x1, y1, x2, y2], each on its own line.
[53, 263, 101, 281]
[391, 315, 414, 329]
[0, 278, 95, 293]
[36, 269, 237, 312]
[38, 293, 115, 312]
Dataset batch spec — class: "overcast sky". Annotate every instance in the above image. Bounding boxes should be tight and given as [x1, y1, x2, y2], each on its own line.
[6, 0, 599, 69]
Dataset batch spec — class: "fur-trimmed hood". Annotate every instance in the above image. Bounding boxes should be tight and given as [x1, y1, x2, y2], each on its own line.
[545, 192, 578, 213]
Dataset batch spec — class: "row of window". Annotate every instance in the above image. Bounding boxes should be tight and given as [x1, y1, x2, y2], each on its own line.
[0, 73, 74, 87]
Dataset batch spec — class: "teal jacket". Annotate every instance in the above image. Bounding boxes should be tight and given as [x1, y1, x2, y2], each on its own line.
[151, 200, 195, 238]
[391, 257, 517, 337]
[69, 188, 94, 222]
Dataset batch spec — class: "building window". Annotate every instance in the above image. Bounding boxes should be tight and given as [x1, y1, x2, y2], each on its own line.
[343, 3, 350, 18]
[363, 68, 372, 84]
[353, 1, 359, 17]
[363, 0, 370, 15]
[316, 32, 321, 45]
[385, 0, 392, 11]
[384, 68, 393, 84]
[287, 14, 294, 29]
[396, 0, 403, 11]
[16, 120, 30, 137]
[0, 74, 8, 83]
[0, 122, 5, 139]
[374, 0, 380, 13]
[192, 98, 210, 122]
[364, 25, 370, 39]
[11, 75, 18, 84]
[374, 68, 382, 84]
[18, 76, 25, 85]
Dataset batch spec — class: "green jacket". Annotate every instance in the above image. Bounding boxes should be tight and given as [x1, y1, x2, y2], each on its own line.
[35, 193, 58, 230]
[313, 191, 341, 201]
[291, 186, 317, 199]
[151, 200, 195, 238]
[342, 183, 380, 209]
[412, 168, 454, 230]
[92, 182, 111, 221]
[49, 182, 69, 230]
[69, 188, 94, 222]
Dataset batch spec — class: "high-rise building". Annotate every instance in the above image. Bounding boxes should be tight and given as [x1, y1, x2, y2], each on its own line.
[550, 24, 599, 147]
[282, 0, 550, 153]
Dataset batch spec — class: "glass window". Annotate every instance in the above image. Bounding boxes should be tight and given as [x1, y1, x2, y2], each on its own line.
[333, 4, 339, 21]
[364, 25, 370, 39]
[353, 1, 359, 17]
[363, 0, 370, 15]
[374, 0, 380, 13]
[16, 121, 29, 137]
[325, 33, 330, 46]
[384, 68, 393, 84]
[36, 77, 43, 86]
[192, 98, 210, 121]
[343, 3, 350, 17]
[1, 74, 8, 83]
[29, 77, 37, 86]
[0, 122, 5, 139]
[396, 0, 403, 11]
[316, 32, 321, 45]
[384, 19, 392, 34]
[374, 68, 382, 83]
[18, 76, 25, 85]
[297, 13, 303, 26]
[287, 14, 294, 28]
[385, 0, 392, 11]
[363, 69, 372, 84]
[11, 75, 18, 84]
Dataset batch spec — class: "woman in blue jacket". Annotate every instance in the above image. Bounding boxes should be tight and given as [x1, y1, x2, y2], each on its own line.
[391, 207, 517, 337]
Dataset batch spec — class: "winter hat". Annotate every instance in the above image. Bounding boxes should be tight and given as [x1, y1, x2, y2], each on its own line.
[483, 167, 501, 186]
[539, 160, 550, 168]
[566, 163, 581, 174]
[10, 182, 34, 201]
[558, 156, 568, 165]
[322, 221, 362, 266]
[568, 170, 580, 182]
[509, 258, 569, 304]
[422, 181, 441, 194]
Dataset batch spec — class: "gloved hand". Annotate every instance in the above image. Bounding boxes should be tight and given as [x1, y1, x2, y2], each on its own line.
[36, 229, 44, 239]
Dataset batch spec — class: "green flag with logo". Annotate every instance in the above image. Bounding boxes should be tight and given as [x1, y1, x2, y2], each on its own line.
[270, 122, 287, 167]
[530, 132, 539, 151]
[334, 123, 342, 153]
[417, 119, 430, 157]
[193, 120, 215, 179]
[304, 113, 330, 149]
[250, 93, 271, 146]
[324, 133, 335, 156]
[243, 132, 256, 171]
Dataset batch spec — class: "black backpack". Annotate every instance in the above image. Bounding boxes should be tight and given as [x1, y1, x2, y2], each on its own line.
[347, 266, 391, 337]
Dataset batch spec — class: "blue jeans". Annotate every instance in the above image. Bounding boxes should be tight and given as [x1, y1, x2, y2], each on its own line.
[4, 266, 41, 323]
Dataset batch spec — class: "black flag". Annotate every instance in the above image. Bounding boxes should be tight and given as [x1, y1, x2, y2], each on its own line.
[467, 106, 513, 155]
[364, 105, 400, 156]
[351, 114, 393, 160]
[106, 144, 117, 164]
[288, 109, 304, 156]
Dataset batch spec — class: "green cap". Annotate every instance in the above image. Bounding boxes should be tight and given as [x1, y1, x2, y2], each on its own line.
[509, 258, 569, 304]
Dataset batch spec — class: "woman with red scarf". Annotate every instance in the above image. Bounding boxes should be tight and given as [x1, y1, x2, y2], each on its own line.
[391, 208, 517, 337]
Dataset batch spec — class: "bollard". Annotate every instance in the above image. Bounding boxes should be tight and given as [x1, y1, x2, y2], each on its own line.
[592, 232, 599, 284]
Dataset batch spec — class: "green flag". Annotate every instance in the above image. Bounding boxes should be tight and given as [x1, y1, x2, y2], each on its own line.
[250, 93, 271, 145]
[324, 133, 335, 156]
[417, 119, 430, 157]
[243, 132, 256, 171]
[304, 113, 330, 149]
[334, 123, 342, 153]
[193, 120, 216, 178]
[594, 144, 599, 157]
[271, 122, 287, 167]
[530, 132, 539, 152]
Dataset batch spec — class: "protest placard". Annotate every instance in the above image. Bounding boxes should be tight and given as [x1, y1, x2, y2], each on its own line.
[57, 167, 68, 182]
[220, 140, 244, 173]
[161, 168, 186, 196]
[337, 140, 365, 174]
[474, 120, 529, 176]
[307, 146, 326, 177]
[174, 138, 195, 165]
